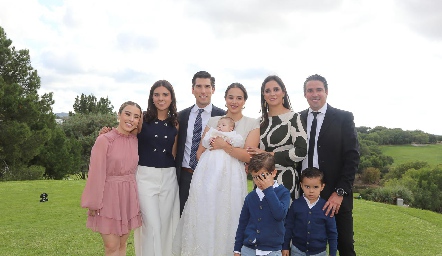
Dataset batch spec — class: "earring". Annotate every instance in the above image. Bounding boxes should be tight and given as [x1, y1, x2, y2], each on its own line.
[225, 104, 227, 107]
[283, 98, 285, 105]
[242, 106, 245, 109]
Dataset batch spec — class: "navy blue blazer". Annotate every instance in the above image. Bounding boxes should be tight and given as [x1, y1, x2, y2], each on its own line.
[297, 104, 359, 212]
[175, 104, 226, 181]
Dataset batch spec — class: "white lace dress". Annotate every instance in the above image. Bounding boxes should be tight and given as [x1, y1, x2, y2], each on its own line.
[173, 116, 259, 256]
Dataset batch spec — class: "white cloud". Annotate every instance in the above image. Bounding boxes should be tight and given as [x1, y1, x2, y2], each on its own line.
[396, 0, 442, 40]
[1, 0, 441, 135]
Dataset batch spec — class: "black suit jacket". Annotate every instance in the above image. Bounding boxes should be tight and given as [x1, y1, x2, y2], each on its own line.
[298, 104, 360, 212]
[175, 104, 226, 181]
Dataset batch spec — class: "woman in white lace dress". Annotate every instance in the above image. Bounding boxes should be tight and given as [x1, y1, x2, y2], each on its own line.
[173, 83, 260, 256]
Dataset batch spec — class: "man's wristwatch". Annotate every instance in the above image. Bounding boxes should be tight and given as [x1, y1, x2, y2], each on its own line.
[336, 188, 347, 197]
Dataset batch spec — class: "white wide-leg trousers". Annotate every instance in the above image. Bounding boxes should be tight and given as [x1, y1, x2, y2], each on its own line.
[134, 165, 179, 256]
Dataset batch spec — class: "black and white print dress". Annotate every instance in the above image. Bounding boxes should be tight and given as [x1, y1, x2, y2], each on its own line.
[260, 111, 307, 200]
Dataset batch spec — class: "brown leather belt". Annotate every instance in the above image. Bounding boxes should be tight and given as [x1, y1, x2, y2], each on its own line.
[181, 167, 194, 174]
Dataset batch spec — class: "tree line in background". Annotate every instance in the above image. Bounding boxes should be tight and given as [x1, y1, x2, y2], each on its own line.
[1, 26, 441, 212]
[357, 127, 442, 174]
[357, 126, 441, 145]
[0, 26, 117, 180]
[356, 126, 442, 213]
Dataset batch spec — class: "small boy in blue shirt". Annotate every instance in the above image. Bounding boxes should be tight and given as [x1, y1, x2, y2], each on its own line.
[234, 153, 291, 256]
[282, 167, 338, 256]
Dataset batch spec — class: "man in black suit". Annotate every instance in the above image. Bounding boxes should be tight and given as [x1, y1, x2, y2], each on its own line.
[298, 74, 360, 256]
[176, 71, 226, 214]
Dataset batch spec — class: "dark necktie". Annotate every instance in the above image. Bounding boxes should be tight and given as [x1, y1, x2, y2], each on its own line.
[189, 109, 204, 170]
[308, 112, 319, 168]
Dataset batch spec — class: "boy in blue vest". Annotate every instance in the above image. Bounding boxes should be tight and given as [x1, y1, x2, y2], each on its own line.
[234, 153, 291, 256]
[282, 167, 338, 256]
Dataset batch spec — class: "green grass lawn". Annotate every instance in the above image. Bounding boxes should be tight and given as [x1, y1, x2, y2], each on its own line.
[1, 180, 442, 255]
[381, 143, 442, 166]
[0, 180, 136, 256]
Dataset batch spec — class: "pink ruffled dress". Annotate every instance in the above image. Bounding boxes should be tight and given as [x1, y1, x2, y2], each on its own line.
[81, 128, 142, 236]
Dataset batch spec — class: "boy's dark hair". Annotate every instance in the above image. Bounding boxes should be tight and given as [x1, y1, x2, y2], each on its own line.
[300, 167, 324, 184]
[248, 153, 275, 173]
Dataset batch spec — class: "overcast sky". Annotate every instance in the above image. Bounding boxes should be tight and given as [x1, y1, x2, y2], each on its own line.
[1, 0, 441, 135]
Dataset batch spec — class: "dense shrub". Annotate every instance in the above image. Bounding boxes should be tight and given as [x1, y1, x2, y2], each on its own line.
[358, 139, 394, 174]
[384, 161, 429, 180]
[1, 165, 45, 181]
[403, 166, 442, 213]
[360, 185, 414, 205]
[361, 167, 381, 184]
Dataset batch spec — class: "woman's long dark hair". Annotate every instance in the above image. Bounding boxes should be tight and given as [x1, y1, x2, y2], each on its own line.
[260, 75, 292, 128]
[144, 80, 178, 126]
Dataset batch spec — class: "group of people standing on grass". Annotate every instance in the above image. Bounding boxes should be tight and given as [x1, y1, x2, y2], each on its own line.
[80, 71, 360, 256]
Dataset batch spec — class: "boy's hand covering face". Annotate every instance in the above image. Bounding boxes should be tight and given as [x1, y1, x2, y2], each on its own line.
[253, 170, 274, 190]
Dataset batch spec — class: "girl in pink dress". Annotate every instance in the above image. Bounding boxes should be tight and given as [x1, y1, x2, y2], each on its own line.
[81, 101, 143, 256]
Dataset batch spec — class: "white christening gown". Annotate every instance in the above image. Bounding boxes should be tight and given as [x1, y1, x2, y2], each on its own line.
[173, 127, 247, 256]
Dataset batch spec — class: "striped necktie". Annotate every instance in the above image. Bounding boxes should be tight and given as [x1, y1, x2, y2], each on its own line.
[189, 109, 204, 170]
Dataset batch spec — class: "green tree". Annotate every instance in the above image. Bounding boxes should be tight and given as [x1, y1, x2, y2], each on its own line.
[365, 133, 382, 144]
[402, 166, 442, 213]
[358, 139, 393, 174]
[356, 126, 371, 134]
[358, 126, 436, 146]
[361, 167, 381, 184]
[428, 134, 438, 143]
[62, 112, 118, 176]
[33, 126, 82, 179]
[0, 26, 55, 177]
[70, 93, 114, 115]
[384, 161, 429, 180]
[411, 131, 429, 144]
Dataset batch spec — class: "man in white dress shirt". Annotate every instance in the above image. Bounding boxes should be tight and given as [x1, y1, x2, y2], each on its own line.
[175, 71, 226, 214]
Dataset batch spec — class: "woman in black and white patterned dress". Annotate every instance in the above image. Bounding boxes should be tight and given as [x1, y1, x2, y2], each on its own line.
[247, 75, 307, 200]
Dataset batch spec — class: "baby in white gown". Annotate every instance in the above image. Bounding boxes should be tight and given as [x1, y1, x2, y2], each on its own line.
[202, 116, 243, 150]
[173, 117, 247, 256]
